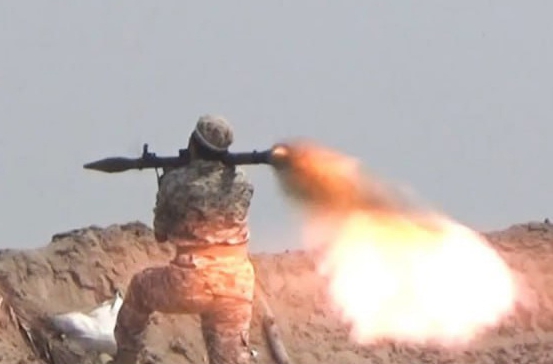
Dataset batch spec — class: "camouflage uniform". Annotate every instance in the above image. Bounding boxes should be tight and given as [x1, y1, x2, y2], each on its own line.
[112, 115, 256, 364]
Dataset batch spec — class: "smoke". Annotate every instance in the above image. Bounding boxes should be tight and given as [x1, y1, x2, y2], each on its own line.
[271, 140, 517, 346]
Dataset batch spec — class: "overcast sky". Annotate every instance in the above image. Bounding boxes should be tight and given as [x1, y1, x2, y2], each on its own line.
[1, 1, 552, 252]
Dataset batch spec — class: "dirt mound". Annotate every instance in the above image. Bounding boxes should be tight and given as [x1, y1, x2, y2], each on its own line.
[1, 220, 553, 363]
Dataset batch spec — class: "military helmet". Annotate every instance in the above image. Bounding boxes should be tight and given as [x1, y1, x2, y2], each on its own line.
[192, 114, 234, 152]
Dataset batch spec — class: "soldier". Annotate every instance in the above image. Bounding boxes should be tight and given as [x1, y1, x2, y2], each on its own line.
[111, 115, 256, 364]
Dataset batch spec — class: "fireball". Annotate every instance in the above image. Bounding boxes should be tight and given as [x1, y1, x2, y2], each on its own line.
[271, 140, 517, 346]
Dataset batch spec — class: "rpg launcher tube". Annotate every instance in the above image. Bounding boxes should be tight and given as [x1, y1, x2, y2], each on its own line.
[83, 149, 275, 173]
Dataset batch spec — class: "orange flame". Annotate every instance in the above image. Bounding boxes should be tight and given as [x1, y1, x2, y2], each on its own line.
[272, 141, 517, 346]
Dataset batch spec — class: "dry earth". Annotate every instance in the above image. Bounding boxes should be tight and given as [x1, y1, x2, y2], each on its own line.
[1, 220, 553, 363]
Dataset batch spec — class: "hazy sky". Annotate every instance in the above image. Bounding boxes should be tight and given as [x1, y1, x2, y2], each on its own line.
[1, 1, 552, 252]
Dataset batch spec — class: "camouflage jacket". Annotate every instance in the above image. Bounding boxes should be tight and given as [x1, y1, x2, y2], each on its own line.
[153, 159, 254, 246]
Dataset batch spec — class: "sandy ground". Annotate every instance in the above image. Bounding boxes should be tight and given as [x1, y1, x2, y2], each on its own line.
[1, 220, 553, 363]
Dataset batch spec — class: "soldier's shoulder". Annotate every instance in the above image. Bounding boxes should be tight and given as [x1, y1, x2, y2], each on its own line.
[165, 160, 213, 178]
[158, 164, 199, 190]
[161, 160, 252, 187]
[161, 166, 189, 182]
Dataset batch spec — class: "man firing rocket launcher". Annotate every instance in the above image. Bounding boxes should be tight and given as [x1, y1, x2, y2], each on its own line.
[85, 115, 517, 363]
[84, 115, 295, 364]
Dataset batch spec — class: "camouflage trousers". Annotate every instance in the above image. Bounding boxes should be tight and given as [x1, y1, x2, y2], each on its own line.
[112, 251, 255, 364]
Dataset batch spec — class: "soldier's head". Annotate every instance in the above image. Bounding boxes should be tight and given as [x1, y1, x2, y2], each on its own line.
[188, 114, 234, 160]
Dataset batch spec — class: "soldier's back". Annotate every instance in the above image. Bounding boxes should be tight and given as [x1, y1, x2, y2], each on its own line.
[154, 159, 254, 245]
